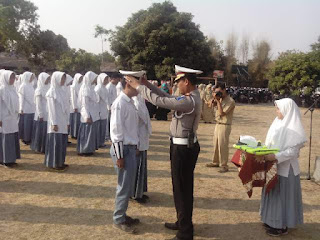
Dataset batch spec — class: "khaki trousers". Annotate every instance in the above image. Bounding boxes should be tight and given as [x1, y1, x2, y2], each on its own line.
[212, 124, 232, 168]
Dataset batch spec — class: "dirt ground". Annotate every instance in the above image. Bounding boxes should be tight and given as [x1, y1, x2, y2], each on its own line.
[0, 104, 319, 240]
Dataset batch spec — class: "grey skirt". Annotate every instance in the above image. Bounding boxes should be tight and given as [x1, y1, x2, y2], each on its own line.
[99, 119, 107, 147]
[19, 113, 35, 143]
[70, 112, 81, 139]
[77, 122, 97, 154]
[105, 112, 110, 141]
[95, 120, 100, 150]
[1, 132, 21, 164]
[260, 166, 304, 229]
[132, 150, 148, 199]
[30, 120, 47, 153]
[44, 133, 68, 168]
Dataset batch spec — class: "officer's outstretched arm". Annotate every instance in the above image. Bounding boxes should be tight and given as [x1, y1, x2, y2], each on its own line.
[137, 85, 193, 112]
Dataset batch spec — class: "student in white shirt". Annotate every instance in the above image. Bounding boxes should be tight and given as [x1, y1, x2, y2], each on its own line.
[18, 71, 36, 145]
[116, 81, 123, 96]
[105, 72, 121, 141]
[77, 71, 99, 156]
[0, 70, 21, 167]
[110, 76, 140, 234]
[30, 72, 50, 153]
[44, 71, 69, 171]
[261, 98, 306, 237]
[64, 74, 73, 143]
[70, 73, 83, 139]
[131, 93, 152, 203]
[94, 73, 109, 148]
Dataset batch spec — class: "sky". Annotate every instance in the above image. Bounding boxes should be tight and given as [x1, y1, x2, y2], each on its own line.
[30, 0, 320, 59]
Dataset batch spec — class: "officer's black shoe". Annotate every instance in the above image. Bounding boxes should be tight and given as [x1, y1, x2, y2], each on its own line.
[164, 222, 179, 230]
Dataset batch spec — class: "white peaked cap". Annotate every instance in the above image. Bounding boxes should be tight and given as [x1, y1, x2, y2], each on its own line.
[175, 65, 203, 74]
[119, 70, 146, 78]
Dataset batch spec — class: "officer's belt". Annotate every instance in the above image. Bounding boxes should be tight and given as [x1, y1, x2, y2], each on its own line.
[171, 137, 197, 145]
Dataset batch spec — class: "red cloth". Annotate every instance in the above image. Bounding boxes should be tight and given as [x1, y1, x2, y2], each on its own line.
[231, 150, 278, 198]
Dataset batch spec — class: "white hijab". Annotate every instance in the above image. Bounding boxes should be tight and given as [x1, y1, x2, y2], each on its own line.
[265, 98, 307, 151]
[34, 72, 50, 100]
[78, 71, 98, 104]
[95, 73, 109, 104]
[0, 70, 19, 116]
[71, 73, 83, 95]
[46, 71, 68, 114]
[18, 72, 35, 104]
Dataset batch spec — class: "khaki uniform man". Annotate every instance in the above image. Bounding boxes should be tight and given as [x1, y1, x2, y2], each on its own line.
[206, 82, 235, 173]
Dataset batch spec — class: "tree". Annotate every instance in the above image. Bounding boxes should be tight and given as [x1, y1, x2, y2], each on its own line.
[239, 33, 250, 65]
[208, 37, 226, 71]
[248, 40, 272, 87]
[224, 32, 238, 84]
[268, 50, 320, 96]
[109, 1, 214, 79]
[18, 29, 70, 71]
[56, 49, 101, 75]
[0, 0, 38, 52]
[94, 25, 111, 63]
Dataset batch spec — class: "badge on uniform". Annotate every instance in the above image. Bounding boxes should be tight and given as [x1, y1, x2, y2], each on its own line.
[176, 96, 186, 101]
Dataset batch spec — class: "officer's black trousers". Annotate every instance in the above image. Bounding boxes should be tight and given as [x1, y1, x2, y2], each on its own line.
[170, 141, 200, 240]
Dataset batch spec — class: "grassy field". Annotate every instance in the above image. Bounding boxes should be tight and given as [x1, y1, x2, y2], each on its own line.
[0, 104, 319, 240]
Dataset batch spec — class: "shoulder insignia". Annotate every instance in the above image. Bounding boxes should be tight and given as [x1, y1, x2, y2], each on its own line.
[175, 95, 186, 101]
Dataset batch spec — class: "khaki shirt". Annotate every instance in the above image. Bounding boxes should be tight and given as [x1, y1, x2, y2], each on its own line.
[215, 95, 235, 125]
[137, 84, 202, 138]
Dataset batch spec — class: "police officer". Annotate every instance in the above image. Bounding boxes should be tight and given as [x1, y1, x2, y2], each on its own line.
[126, 65, 202, 240]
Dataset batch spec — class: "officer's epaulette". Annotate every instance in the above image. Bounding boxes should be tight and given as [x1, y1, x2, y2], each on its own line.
[175, 95, 186, 101]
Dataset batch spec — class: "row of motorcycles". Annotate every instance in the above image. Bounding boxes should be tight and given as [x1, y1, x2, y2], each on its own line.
[227, 87, 273, 104]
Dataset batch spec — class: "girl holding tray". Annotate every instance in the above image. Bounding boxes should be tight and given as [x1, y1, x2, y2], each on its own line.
[262, 98, 306, 237]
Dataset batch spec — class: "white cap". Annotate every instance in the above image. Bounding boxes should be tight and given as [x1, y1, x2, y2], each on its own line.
[174, 65, 203, 82]
[119, 70, 146, 78]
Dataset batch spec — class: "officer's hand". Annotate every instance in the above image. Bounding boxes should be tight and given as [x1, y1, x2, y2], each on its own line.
[117, 158, 125, 169]
[140, 74, 148, 85]
[125, 76, 140, 89]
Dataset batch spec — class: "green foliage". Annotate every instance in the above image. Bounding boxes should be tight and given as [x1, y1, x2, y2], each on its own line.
[18, 29, 70, 71]
[0, 0, 38, 52]
[56, 49, 101, 75]
[110, 1, 214, 79]
[99, 51, 115, 63]
[268, 50, 320, 96]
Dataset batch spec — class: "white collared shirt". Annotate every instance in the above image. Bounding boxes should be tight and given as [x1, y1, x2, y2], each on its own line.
[106, 82, 117, 109]
[79, 95, 100, 123]
[0, 97, 19, 134]
[34, 95, 48, 121]
[110, 92, 139, 146]
[133, 96, 152, 151]
[46, 97, 69, 134]
[275, 143, 304, 177]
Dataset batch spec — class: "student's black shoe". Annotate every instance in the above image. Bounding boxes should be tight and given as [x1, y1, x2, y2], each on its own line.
[63, 164, 69, 168]
[125, 216, 140, 226]
[4, 163, 18, 168]
[266, 227, 288, 237]
[135, 197, 147, 204]
[164, 222, 179, 231]
[142, 194, 149, 200]
[50, 166, 67, 172]
[263, 223, 272, 230]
